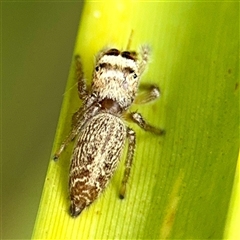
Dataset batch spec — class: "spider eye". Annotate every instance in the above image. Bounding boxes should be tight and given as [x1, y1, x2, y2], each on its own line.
[95, 66, 99, 72]
[133, 73, 138, 78]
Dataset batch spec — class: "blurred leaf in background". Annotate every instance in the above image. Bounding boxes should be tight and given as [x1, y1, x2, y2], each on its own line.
[2, 2, 83, 239]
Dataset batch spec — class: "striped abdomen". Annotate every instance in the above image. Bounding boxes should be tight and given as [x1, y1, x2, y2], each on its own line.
[69, 113, 126, 217]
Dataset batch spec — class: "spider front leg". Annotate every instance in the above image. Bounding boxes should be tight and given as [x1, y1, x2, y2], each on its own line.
[133, 83, 164, 134]
[53, 56, 87, 161]
[75, 55, 88, 100]
[134, 85, 160, 105]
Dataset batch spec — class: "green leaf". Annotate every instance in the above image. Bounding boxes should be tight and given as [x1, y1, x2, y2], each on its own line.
[224, 154, 239, 239]
[32, 1, 239, 239]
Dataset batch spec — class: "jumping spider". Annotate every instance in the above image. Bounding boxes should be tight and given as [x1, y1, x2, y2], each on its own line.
[54, 46, 164, 217]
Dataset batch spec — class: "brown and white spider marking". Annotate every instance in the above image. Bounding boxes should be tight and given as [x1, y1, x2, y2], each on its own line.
[54, 46, 164, 217]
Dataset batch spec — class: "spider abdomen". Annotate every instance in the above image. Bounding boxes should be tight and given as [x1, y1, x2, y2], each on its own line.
[69, 113, 126, 217]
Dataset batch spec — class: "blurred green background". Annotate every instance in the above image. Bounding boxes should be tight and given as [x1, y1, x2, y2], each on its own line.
[2, 2, 83, 239]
